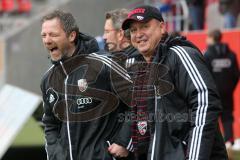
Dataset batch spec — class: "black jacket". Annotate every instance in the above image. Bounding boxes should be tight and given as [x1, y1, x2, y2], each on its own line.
[41, 33, 133, 160]
[126, 36, 228, 160]
[110, 45, 139, 60]
[204, 43, 239, 107]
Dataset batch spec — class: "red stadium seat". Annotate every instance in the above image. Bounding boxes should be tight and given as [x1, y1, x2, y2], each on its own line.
[16, 0, 31, 13]
[1, 0, 15, 12]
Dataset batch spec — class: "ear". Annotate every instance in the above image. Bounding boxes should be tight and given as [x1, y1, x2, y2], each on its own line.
[68, 31, 77, 43]
[118, 29, 125, 41]
[159, 22, 166, 34]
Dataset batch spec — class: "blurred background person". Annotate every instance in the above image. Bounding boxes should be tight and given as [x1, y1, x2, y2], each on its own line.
[204, 29, 239, 151]
[186, 0, 205, 30]
[103, 8, 139, 68]
[219, 0, 240, 29]
[102, 8, 140, 160]
[103, 8, 132, 53]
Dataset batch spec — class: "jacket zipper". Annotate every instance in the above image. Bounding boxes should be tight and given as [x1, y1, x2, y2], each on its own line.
[151, 86, 161, 160]
[60, 61, 73, 160]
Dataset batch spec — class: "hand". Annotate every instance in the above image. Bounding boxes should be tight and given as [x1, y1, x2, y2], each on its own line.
[108, 143, 129, 158]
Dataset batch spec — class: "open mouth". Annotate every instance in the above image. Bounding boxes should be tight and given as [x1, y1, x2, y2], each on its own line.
[138, 40, 147, 46]
[137, 39, 146, 43]
[49, 47, 58, 52]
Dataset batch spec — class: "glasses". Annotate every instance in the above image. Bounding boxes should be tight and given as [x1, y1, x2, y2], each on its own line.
[103, 29, 119, 34]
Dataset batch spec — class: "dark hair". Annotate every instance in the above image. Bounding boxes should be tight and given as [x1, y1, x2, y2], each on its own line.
[208, 29, 222, 43]
[41, 10, 79, 39]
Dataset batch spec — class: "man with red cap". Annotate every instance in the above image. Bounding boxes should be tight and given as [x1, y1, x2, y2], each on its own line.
[122, 5, 228, 160]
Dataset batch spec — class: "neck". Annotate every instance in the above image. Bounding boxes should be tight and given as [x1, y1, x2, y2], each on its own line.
[121, 42, 130, 50]
[143, 51, 154, 63]
[68, 45, 76, 57]
[144, 56, 152, 63]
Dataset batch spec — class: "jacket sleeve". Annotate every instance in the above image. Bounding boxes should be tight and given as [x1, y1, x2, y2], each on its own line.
[107, 54, 133, 152]
[169, 46, 223, 160]
[111, 105, 133, 152]
[41, 81, 61, 159]
[203, 50, 212, 71]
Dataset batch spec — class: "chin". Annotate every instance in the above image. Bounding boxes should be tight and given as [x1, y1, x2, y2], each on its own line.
[138, 46, 147, 51]
[139, 49, 149, 55]
[51, 56, 61, 62]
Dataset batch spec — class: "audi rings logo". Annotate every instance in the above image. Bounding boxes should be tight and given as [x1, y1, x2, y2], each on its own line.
[77, 97, 93, 105]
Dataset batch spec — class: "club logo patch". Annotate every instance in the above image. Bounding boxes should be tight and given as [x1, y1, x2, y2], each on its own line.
[137, 16, 144, 20]
[78, 79, 88, 92]
[137, 121, 147, 135]
[49, 94, 55, 103]
[46, 88, 58, 106]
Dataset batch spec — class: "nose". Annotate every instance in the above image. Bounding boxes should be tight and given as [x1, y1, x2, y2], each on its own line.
[134, 29, 143, 39]
[103, 32, 107, 40]
[43, 35, 52, 45]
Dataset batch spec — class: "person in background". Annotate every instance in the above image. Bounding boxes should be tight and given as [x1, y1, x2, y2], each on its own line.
[103, 9, 151, 160]
[103, 8, 138, 57]
[219, 0, 240, 28]
[204, 29, 239, 151]
[122, 5, 228, 160]
[103, 8, 142, 160]
[186, 0, 205, 30]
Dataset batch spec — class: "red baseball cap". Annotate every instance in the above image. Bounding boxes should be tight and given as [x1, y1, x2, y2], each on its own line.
[122, 5, 164, 30]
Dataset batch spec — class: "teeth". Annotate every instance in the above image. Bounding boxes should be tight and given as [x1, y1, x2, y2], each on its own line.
[138, 40, 145, 43]
[50, 47, 57, 52]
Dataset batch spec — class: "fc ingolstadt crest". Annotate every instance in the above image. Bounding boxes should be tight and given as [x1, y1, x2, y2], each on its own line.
[137, 121, 147, 135]
[78, 79, 88, 92]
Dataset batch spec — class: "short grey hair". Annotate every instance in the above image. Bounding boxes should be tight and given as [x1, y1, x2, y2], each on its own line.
[105, 8, 129, 30]
[105, 8, 130, 39]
